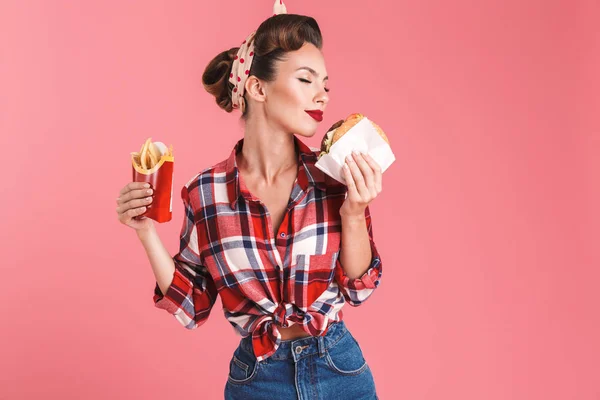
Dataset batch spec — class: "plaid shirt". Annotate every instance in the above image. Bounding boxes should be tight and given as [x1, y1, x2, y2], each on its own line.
[153, 136, 383, 362]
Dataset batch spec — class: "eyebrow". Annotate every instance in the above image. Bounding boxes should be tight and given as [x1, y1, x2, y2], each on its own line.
[296, 66, 329, 81]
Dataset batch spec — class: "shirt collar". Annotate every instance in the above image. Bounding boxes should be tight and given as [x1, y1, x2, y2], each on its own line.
[225, 135, 328, 210]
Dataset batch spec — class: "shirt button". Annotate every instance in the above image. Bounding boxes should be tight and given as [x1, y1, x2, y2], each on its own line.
[295, 346, 303, 354]
[280, 232, 286, 238]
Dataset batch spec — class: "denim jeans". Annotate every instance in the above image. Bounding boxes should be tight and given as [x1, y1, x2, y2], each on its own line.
[224, 320, 378, 399]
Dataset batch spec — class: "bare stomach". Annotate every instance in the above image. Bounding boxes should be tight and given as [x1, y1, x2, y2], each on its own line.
[279, 324, 312, 340]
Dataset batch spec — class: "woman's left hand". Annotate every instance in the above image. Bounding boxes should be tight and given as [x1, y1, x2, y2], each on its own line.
[339, 151, 383, 218]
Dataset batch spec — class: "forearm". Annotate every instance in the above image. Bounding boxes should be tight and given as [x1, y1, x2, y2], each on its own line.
[339, 213, 372, 280]
[137, 226, 175, 295]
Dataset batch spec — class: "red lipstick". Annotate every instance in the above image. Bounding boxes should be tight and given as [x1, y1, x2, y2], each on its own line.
[305, 110, 323, 122]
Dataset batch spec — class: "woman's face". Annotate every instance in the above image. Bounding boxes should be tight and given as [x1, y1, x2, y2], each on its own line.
[252, 42, 330, 138]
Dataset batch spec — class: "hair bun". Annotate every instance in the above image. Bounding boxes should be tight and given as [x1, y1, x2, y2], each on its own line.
[202, 47, 239, 113]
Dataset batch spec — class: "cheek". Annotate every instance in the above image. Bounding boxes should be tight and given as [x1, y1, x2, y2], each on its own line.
[267, 83, 313, 131]
[272, 89, 304, 118]
[280, 85, 305, 107]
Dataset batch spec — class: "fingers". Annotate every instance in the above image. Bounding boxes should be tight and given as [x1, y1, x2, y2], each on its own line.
[342, 162, 358, 197]
[117, 185, 153, 205]
[116, 200, 151, 221]
[345, 153, 366, 193]
[116, 182, 153, 223]
[343, 151, 383, 203]
[345, 152, 373, 200]
[352, 151, 378, 198]
[116, 197, 152, 214]
[120, 205, 148, 222]
[361, 153, 383, 194]
[116, 193, 153, 211]
[119, 182, 150, 196]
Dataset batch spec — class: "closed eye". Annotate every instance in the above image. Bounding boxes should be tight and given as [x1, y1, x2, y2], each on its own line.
[299, 78, 330, 93]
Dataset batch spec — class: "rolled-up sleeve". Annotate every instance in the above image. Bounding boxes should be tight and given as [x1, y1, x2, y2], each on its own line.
[334, 206, 383, 306]
[153, 185, 217, 329]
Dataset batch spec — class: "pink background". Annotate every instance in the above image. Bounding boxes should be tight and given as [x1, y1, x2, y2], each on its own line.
[1, 0, 598, 399]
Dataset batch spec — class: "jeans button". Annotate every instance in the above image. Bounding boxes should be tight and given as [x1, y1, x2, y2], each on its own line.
[295, 346, 303, 354]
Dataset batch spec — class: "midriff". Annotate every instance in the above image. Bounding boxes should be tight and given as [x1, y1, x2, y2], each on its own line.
[279, 324, 312, 340]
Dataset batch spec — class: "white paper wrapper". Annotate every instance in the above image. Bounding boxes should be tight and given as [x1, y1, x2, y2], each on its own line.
[315, 116, 396, 185]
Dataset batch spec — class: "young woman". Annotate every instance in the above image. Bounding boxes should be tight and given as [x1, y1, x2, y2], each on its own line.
[116, 2, 384, 398]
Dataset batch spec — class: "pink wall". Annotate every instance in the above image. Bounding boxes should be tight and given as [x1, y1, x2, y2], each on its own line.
[1, 0, 598, 398]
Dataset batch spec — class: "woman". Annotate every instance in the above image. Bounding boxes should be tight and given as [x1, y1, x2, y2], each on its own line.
[116, 2, 384, 398]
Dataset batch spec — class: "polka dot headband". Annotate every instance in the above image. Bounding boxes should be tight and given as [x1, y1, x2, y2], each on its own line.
[229, 0, 288, 112]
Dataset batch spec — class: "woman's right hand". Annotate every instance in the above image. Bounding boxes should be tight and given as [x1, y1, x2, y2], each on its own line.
[116, 182, 155, 232]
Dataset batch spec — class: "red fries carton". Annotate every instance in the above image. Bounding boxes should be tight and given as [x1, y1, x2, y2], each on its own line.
[131, 138, 174, 223]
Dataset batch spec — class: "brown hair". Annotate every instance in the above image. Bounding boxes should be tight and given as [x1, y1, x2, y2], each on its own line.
[201, 14, 323, 120]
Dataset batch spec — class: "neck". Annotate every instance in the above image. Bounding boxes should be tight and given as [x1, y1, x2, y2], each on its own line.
[237, 118, 298, 185]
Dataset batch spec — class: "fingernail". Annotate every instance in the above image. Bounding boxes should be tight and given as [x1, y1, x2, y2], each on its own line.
[144, 183, 150, 188]
[346, 154, 354, 163]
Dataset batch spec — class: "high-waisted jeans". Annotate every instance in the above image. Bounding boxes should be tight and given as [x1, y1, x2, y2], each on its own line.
[224, 320, 378, 400]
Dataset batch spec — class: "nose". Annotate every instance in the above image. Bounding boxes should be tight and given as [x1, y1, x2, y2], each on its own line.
[315, 86, 329, 107]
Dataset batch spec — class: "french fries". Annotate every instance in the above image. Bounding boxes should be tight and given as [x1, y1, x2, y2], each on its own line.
[130, 137, 175, 223]
[130, 137, 173, 172]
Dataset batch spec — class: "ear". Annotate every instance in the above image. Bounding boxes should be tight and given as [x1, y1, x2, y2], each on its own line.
[245, 76, 267, 104]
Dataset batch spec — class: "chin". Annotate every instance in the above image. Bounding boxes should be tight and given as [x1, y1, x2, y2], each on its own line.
[293, 131, 316, 140]
[294, 122, 319, 137]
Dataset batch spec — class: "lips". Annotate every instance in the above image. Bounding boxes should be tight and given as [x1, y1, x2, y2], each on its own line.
[305, 110, 323, 122]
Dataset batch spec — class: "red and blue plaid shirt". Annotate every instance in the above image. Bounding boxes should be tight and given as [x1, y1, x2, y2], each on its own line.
[153, 136, 383, 361]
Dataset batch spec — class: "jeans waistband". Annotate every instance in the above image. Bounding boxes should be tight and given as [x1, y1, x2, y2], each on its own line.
[240, 320, 349, 361]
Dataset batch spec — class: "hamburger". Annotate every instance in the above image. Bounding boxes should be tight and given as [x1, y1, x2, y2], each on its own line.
[318, 113, 389, 159]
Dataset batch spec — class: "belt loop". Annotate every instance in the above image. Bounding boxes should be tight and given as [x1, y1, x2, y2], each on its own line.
[317, 335, 326, 357]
